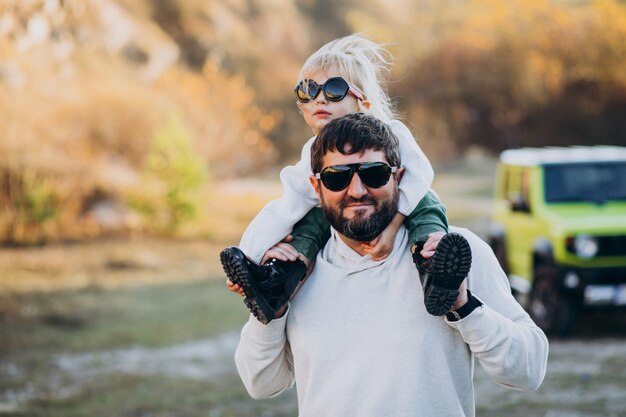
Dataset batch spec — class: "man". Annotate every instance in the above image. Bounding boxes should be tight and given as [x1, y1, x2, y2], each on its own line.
[235, 113, 548, 417]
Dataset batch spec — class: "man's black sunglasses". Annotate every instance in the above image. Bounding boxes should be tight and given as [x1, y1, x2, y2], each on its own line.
[315, 162, 398, 192]
[294, 77, 364, 103]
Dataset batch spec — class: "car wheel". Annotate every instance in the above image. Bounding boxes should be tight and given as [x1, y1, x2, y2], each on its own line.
[528, 262, 576, 337]
[489, 237, 508, 275]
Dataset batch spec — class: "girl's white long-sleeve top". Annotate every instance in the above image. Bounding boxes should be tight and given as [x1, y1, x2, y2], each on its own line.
[239, 120, 434, 263]
[235, 226, 549, 417]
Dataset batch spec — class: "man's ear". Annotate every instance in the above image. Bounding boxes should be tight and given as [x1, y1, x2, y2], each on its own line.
[396, 166, 405, 185]
[309, 175, 321, 198]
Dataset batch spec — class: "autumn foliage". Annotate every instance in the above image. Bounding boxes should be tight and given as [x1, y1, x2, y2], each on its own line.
[396, 0, 626, 155]
[1, 0, 625, 244]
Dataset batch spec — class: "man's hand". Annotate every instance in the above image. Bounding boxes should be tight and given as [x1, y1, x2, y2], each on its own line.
[261, 235, 309, 266]
[265, 237, 316, 320]
[418, 231, 469, 310]
[418, 231, 445, 258]
[452, 279, 469, 310]
[226, 235, 309, 298]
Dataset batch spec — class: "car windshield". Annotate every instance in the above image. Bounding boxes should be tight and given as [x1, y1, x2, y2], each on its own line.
[544, 161, 626, 203]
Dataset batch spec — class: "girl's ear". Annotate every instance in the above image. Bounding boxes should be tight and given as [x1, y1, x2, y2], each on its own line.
[359, 100, 371, 111]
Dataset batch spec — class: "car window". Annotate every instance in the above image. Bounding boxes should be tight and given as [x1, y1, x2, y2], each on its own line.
[544, 162, 626, 203]
[504, 166, 531, 212]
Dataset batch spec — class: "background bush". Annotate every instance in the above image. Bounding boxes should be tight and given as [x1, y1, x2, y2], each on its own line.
[1, 0, 625, 243]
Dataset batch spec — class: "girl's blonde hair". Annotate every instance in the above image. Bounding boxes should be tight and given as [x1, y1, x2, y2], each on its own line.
[298, 34, 396, 123]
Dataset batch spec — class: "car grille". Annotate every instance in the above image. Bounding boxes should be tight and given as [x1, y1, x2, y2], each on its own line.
[566, 235, 626, 257]
[596, 235, 626, 256]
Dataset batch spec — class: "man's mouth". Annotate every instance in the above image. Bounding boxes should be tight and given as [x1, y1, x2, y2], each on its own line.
[341, 197, 376, 212]
[345, 202, 373, 208]
[342, 196, 377, 207]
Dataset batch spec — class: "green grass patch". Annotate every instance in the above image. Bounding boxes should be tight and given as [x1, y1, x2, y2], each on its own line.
[1, 278, 301, 416]
[7, 374, 297, 417]
[1, 278, 249, 354]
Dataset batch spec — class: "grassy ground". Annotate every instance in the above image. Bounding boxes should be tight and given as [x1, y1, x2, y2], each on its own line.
[2, 156, 626, 416]
[0, 279, 299, 417]
[2, 276, 626, 417]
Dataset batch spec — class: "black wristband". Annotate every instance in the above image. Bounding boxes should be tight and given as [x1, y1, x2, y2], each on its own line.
[446, 290, 483, 321]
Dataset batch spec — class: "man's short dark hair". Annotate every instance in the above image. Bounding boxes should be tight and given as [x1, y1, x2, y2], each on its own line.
[310, 113, 401, 173]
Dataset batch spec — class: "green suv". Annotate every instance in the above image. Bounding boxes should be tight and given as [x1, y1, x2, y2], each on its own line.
[488, 146, 626, 336]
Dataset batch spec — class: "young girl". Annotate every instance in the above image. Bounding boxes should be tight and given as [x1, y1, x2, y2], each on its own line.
[220, 34, 471, 324]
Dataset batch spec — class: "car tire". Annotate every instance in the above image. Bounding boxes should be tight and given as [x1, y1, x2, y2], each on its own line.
[489, 237, 508, 275]
[528, 262, 576, 337]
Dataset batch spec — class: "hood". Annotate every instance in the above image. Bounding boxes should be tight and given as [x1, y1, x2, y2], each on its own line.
[542, 202, 626, 235]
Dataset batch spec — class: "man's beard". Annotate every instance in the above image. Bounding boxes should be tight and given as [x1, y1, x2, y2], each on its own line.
[322, 188, 399, 243]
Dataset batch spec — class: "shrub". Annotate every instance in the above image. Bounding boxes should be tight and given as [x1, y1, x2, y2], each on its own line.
[127, 113, 207, 234]
[395, 0, 626, 154]
[0, 167, 59, 245]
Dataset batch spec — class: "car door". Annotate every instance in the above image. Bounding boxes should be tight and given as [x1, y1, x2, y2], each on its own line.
[503, 166, 540, 282]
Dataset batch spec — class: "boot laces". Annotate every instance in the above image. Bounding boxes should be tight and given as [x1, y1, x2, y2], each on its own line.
[256, 261, 290, 303]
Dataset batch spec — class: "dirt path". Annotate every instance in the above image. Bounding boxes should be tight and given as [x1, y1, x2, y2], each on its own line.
[0, 332, 241, 412]
[0, 237, 227, 293]
[2, 330, 625, 416]
[475, 338, 626, 416]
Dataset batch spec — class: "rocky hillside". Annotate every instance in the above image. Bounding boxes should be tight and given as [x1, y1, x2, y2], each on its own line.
[0, 0, 293, 242]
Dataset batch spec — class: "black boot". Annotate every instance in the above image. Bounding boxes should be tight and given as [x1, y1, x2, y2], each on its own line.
[220, 247, 307, 324]
[413, 233, 472, 316]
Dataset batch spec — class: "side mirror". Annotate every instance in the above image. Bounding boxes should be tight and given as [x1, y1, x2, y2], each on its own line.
[510, 197, 531, 213]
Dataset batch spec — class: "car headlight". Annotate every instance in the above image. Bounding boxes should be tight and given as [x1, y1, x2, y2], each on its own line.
[573, 235, 599, 259]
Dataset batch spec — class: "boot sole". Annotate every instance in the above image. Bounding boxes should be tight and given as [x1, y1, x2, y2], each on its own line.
[424, 233, 472, 316]
[220, 248, 274, 325]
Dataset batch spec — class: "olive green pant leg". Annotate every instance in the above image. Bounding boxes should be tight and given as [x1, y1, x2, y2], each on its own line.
[289, 207, 331, 263]
[405, 190, 449, 247]
[290, 191, 447, 262]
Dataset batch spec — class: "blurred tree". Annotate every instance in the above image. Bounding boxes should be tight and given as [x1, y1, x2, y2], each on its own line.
[397, 0, 626, 155]
[2, 0, 625, 243]
[149, 0, 209, 68]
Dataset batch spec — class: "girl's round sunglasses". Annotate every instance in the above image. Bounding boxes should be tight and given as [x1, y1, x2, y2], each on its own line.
[294, 77, 364, 103]
[315, 162, 398, 192]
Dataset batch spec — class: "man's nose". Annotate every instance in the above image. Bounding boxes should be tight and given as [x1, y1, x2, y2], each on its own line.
[346, 173, 367, 198]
